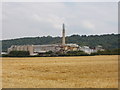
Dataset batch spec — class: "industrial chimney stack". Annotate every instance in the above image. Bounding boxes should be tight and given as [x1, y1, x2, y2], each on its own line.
[62, 23, 65, 45]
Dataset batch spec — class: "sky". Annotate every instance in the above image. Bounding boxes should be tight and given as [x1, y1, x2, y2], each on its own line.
[2, 2, 118, 40]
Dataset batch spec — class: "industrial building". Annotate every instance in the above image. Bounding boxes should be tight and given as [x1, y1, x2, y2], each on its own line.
[7, 24, 104, 55]
[8, 24, 80, 55]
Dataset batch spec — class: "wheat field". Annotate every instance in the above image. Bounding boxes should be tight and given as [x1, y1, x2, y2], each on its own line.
[2, 55, 118, 88]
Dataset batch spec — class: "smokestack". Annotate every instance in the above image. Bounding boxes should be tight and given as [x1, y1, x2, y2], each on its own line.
[62, 23, 65, 45]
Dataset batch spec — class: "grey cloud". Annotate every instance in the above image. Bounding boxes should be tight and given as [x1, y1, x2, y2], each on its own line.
[2, 2, 118, 40]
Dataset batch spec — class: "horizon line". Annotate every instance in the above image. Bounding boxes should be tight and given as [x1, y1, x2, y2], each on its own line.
[1, 33, 119, 41]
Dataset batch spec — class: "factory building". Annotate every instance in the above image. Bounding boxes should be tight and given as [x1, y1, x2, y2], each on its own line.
[79, 46, 97, 54]
[8, 24, 80, 55]
[7, 24, 104, 55]
[79, 45, 104, 54]
[8, 45, 34, 55]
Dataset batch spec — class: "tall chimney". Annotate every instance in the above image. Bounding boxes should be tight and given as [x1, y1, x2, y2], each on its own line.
[62, 23, 65, 45]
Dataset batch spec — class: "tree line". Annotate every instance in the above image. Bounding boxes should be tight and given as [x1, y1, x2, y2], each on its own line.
[1, 33, 119, 52]
[2, 48, 119, 57]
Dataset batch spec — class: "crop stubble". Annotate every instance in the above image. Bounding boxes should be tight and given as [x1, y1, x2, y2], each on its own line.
[2, 55, 118, 88]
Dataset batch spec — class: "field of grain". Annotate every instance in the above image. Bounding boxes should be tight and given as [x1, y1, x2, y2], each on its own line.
[2, 55, 118, 88]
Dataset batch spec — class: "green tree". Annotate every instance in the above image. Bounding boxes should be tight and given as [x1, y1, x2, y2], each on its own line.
[8, 51, 30, 57]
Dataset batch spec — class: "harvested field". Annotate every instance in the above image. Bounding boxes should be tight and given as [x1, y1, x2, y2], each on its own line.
[2, 55, 118, 88]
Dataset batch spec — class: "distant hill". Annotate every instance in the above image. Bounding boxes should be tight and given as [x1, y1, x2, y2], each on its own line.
[1, 34, 119, 52]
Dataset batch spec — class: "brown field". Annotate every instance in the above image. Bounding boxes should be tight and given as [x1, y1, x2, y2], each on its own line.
[2, 55, 118, 88]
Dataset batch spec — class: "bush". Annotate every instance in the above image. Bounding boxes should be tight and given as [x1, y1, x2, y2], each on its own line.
[91, 49, 120, 55]
[8, 51, 30, 57]
[58, 50, 89, 56]
[45, 51, 53, 54]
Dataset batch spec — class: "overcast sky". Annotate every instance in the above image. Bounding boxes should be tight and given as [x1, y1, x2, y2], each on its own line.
[2, 2, 118, 40]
